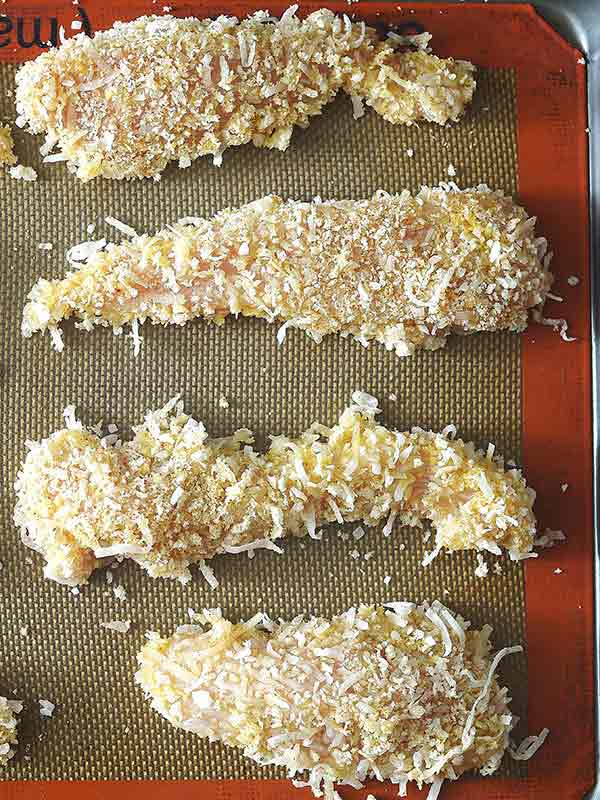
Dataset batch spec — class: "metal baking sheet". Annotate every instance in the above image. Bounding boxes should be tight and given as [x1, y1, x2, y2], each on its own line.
[0, 1, 595, 797]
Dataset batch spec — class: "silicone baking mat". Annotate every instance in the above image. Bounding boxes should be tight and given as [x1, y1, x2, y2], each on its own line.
[0, 2, 593, 798]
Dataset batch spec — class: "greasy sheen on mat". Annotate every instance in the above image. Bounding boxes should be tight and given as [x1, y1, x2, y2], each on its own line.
[0, 64, 527, 780]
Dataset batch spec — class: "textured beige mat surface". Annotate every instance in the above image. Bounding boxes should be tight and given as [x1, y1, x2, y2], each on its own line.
[0, 65, 526, 779]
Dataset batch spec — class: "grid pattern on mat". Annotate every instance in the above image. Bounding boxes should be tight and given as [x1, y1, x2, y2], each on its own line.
[0, 65, 527, 779]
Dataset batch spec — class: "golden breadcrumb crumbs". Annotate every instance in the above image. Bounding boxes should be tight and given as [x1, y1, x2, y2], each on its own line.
[136, 604, 518, 797]
[15, 9, 475, 180]
[0, 124, 17, 168]
[0, 697, 21, 766]
[14, 392, 538, 587]
[22, 186, 553, 357]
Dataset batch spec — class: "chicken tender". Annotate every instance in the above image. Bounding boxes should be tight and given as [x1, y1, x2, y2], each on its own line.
[0, 697, 21, 766]
[136, 604, 519, 798]
[22, 187, 553, 356]
[0, 124, 17, 168]
[14, 393, 537, 587]
[14, 9, 475, 181]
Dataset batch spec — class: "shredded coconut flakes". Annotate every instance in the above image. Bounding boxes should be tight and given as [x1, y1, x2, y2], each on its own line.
[105, 216, 138, 238]
[38, 699, 55, 718]
[9, 164, 37, 181]
[100, 620, 131, 633]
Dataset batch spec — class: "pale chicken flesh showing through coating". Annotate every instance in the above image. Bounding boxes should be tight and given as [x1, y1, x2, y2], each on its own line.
[22, 187, 553, 357]
[136, 604, 520, 798]
[13, 393, 538, 587]
[14, 9, 476, 180]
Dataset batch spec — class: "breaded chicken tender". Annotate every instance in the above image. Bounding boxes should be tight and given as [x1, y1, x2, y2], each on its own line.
[14, 9, 475, 181]
[22, 187, 553, 356]
[14, 393, 537, 587]
[136, 604, 520, 798]
[0, 697, 21, 766]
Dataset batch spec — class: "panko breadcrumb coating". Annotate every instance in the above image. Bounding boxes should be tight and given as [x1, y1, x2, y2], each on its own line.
[14, 9, 475, 181]
[22, 186, 553, 356]
[136, 604, 519, 798]
[14, 392, 538, 587]
[0, 697, 21, 766]
[0, 124, 17, 168]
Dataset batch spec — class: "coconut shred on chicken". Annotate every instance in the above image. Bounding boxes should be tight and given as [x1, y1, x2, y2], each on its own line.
[0, 125, 17, 168]
[0, 697, 21, 767]
[136, 604, 523, 798]
[13, 393, 537, 587]
[22, 187, 553, 356]
[14, 9, 475, 181]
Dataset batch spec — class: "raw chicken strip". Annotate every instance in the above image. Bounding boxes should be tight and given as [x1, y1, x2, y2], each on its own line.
[13, 392, 537, 587]
[22, 186, 553, 356]
[136, 604, 520, 798]
[14, 9, 475, 180]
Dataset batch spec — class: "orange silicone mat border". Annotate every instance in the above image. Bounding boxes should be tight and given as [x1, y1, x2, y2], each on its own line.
[1, 2, 593, 798]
